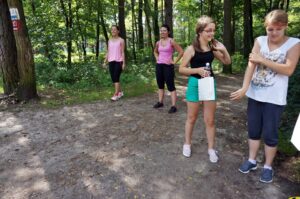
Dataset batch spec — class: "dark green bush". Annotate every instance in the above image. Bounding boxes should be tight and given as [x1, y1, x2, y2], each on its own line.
[279, 64, 300, 155]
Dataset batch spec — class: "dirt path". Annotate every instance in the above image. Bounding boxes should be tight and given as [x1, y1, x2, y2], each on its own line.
[0, 74, 299, 199]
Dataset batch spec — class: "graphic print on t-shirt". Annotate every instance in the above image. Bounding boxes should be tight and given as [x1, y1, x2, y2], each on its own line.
[251, 49, 285, 89]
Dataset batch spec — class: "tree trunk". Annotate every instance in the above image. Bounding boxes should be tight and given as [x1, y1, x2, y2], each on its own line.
[75, 0, 87, 61]
[243, 0, 253, 59]
[0, 0, 19, 95]
[231, 6, 235, 53]
[95, 0, 101, 60]
[59, 0, 73, 67]
[161, 0, 164, 24]
[98, 0, 108, 46]
[164, 0, 173, 37]
[153, 0, 159, 42]
[144, 0, 154, 52]
[222, 0, 233, 74]
[118, 0, 126, 43]
[208, 0, 213, 16]
[286, 0, 289, 12]
[131, 0, 137, 60]
[8, 0, 38, 100]
[138, 0, 144, 49]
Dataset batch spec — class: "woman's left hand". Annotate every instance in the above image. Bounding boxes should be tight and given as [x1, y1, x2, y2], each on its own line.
[249, 52, 264, 64]
[213, 40, 226, 51]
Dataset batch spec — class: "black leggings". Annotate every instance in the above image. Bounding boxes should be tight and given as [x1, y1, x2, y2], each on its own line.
[155, 63, 176, 92]
[109, 61, 122, 83]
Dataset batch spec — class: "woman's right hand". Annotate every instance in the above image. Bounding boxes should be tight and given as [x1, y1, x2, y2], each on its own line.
[198, 67, 210, 78]
[102, 61, 107, 68]
[230, 88, 247, 100]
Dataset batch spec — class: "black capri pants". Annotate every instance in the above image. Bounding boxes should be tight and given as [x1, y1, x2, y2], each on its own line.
[247, 98, 284, 147]
[155, 63, 176, 92]
[109, 61, 122, 83]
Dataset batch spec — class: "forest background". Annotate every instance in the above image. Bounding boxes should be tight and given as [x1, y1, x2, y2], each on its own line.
[0, 0, 299, 181]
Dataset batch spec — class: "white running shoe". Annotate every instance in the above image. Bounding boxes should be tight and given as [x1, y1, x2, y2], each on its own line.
[111, 94, 119, 101]
[118, 91, 124, 99]
[183, 144, 191, 157]
[208, 149, 219, 163]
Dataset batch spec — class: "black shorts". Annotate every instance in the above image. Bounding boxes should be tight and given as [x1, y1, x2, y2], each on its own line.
[155, 63, 176, 92]
[109, 61, 122, 83]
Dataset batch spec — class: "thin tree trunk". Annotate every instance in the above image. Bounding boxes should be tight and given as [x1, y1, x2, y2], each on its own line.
[208, 0, 213, 16]
[8, 0, 38, 100]
[95, 0, 101, 60]
[144, 0, 154, 52]
[222, 0, 232, 74]
[59, 0, 73, 67]
[138, 0, 144, 49]
[161, 0, 164, 24]
[0, 0, 19, 95]
[153, 0, 159, 42]
[118, 0, 126, 41]
[164, 0, 173, 37]
[131, 0, 137, 60]
[285, 0, 289, 12]
[75, 0, 86, 60]
[98, 0, 108, 46]
[243, 0, 253, 58]
[231, 5, 235, 53]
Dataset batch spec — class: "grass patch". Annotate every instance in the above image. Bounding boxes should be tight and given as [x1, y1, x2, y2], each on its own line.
[38, 79, 156, 108]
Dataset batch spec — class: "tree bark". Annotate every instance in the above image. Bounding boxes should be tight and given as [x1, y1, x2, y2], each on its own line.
[222, 0, 233, 74]
[8, 0, 38, 100]
[95, 0, 101, 60]
[98, 0, 108, 46]
[153, 0, 159, 42]
[138, 0, 144, 49]
[131, 0, 137, 60]
[75, 0, 87, 61]
[118, 0, 126, 43]
[208, 0, 213, 16]
[144, 0, 154, 52]
[0, 0, 19, 95]
[59, 0, 73, 67]
[243, 0, 253, 59]
[164, 0, 173, 37]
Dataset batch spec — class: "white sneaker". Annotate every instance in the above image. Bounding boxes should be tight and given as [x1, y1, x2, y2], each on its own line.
[183, 144, 191, 157]
[111, 94, 119, 101]
[118, 91, 124, 99]
[208, 149, 219, 163]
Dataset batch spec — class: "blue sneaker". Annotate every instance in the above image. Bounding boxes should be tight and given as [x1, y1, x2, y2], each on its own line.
[260, 168, 273, 183]
[238, 160, 257, 173]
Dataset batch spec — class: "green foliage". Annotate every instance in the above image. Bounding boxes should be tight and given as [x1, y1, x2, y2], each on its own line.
[230, 52, 248, 73]
[34, 58, 156, 107]
[279, 64, 300, 156]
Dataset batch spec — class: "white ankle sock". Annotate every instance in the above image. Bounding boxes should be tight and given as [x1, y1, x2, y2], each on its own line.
[248, 159, 256, 164]
[263, 165, 272, 170]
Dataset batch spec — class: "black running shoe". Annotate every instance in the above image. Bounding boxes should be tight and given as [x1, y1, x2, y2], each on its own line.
[153, 102, 164, 108]
[168, 106, 177, 113]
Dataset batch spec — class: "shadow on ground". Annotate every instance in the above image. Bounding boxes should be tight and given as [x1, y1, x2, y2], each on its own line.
[0, 73, 299, 199]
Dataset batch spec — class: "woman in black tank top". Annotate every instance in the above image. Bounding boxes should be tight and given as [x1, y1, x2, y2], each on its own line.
[179, 16, 231, 163]
[190, 50, 215, 79]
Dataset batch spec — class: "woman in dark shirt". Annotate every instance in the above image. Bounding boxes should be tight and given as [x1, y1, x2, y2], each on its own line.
[179, 16, 231, 163]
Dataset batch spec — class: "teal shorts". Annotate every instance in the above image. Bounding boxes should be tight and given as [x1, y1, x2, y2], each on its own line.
[186, 76, 217, 102]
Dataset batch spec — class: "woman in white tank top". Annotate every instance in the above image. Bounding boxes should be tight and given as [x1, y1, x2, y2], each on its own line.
[231, 10, 300, 183]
